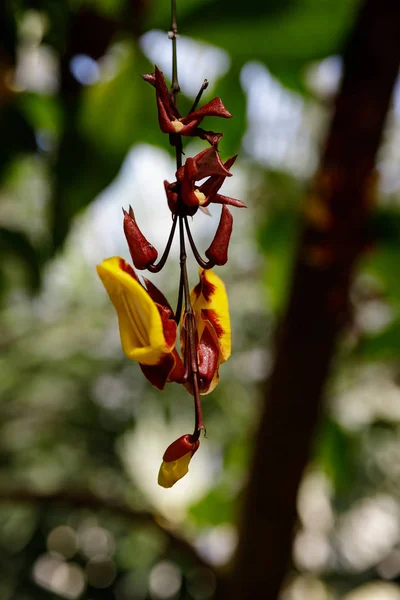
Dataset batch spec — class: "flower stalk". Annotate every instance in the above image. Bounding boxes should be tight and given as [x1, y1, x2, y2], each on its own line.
[169, 10, 204, 444]
[97, 0, 245, 487]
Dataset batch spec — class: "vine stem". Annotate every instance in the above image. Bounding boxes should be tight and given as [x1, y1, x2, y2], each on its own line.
[169, 0, 203, 440]
[178, 214, 204, 440]
[147, 213, 178, 273]
[170, 0, 180, 104]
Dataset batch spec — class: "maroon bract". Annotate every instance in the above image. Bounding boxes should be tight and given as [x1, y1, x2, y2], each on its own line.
[123, 207, 158, 270]
[205, 205, 233, 266]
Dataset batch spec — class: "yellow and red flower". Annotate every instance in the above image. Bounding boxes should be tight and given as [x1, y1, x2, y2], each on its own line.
[184, 268, 231, 394]
[96, 257, 183, 390]
[96, 258, 230, 395]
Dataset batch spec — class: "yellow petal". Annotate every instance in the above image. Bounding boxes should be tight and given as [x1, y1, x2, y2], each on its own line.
[97, 257, 174, 365]
[190, 269, 231, 362]
[157, 451, 193, 488]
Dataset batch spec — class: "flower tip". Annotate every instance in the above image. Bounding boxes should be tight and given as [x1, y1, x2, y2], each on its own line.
[141, 73, 156, 86]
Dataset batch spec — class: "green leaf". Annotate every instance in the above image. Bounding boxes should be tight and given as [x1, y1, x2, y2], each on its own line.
[362, 246, 400, 304]
[19, 93, 62, 137]
[189, 487, 236, 526]
[209, 64, 247, 157]
[51, 43, 166, 250]
[145, 0, 211, 31]
[79, 42, 158, 157]
[353, 321, 400, 361]
[178, 0, 360, 92]
[181, 0, 359, 61]
[51, 122, 122, 249]
[315, 419, 357, 493]
[359, 208, 400, 303]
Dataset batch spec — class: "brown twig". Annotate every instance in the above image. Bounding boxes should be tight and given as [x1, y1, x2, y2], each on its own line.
[230, 1, 400, 598]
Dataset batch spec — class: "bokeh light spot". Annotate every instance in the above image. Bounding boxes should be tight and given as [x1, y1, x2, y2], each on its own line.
[78, 524, 115, 559]
[33, 554, 85, 599]
[149, 560, 182, 599]
[70, 54, 100, 85]
[47, 525, 77, 559]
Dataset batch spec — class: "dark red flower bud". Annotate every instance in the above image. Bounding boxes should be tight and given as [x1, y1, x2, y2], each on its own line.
[123, 206, 158, 270]
[205, 205, 233, 266]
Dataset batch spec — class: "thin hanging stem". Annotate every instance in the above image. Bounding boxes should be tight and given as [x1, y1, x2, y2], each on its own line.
[179, 214, 204, 438]
[184, 215, 215, 269]
[146, 213, 178, 273]
[191, 375, 203, 440]
[169, 0, 204, 439]
[179, 216, 190, 310]
[170, 0, 180, 105]
[174, 268, 184, 324]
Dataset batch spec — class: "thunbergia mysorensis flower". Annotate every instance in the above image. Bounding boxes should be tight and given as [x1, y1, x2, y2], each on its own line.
[164, 147, 246, 219]
[97, 1, 244, 487]
[142, 67, 232, 147]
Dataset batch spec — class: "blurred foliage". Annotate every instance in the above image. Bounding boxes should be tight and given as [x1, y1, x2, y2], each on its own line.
[2, 0, 400, 599]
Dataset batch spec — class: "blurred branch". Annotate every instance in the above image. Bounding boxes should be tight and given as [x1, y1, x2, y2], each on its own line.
[0, 487, 213, 572]
[230, 0, 400, 598]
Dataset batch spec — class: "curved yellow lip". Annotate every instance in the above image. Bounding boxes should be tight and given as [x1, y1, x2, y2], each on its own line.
[97, 257, 175, 365]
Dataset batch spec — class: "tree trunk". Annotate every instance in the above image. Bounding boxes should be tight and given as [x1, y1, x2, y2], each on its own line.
[230, 1, 400, 598]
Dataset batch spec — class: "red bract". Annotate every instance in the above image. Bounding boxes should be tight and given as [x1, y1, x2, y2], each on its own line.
[142, 67, 232, 146]
[205, 205, 233, 266]
[123, 206, 158, 270]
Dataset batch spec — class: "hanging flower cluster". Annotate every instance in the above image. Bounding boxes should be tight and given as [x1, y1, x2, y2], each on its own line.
[97, 64, 244, 488]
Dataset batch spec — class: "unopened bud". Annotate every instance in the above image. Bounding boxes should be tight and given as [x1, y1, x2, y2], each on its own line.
[158, 434, 200, 488]
[205, 205, 233, 266]
[123, 207, 158, 270]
